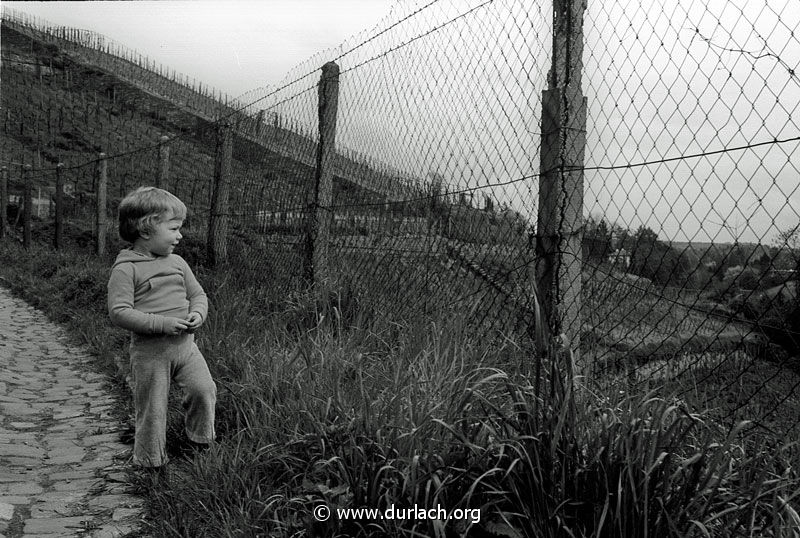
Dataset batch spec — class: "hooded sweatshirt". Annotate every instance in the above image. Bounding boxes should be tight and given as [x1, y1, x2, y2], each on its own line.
[107, 249, 208, 336]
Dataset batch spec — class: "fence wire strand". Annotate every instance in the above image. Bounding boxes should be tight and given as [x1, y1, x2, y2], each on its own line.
[1, 0, 799, 439]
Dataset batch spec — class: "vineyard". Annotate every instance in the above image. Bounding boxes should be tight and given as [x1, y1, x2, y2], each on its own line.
[2, 16, 798, 428]
[2, 1, 800, 535]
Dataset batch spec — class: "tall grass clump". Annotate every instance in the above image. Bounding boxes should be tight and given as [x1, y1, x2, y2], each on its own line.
[477, 383, 800, 537]
[139, 271, 800, 537]
[1, 240, 799, 537]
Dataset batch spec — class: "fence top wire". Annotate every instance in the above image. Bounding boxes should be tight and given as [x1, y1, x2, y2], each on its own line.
[2, 0, 512, 179]
[4, 0, 800, 446]
[190, 134, 798, 217]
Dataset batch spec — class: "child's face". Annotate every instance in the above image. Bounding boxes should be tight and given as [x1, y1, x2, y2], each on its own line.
[137, 211, 184, 257]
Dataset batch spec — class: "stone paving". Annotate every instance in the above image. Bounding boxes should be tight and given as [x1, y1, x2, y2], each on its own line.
[0, 288, 146, 538]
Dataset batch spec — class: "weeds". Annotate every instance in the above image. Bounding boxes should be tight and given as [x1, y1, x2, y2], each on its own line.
[1, 240, 798, 537]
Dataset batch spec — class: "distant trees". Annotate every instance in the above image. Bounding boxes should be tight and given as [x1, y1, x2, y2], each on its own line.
[427, 172, 446, 216]
[583, 216, 613, 263]
[725, 265, 761, 291]
[736, 224, 800, 354]
[773, 223, 800, 252]
[580, 216, 719, 288]
[626, 225, 694, 287]
[771, 223, 800, 352]
[719, 243, 749, 276]
[628, 226, 662, 281]
[483, 194, 494, 213]
[754, 251, 772, 272]
[771, 222, 800, 278]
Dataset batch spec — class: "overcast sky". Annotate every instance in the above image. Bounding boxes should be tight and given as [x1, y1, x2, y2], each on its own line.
[3, 0, 799, 245]
[3, 0, 396, 98]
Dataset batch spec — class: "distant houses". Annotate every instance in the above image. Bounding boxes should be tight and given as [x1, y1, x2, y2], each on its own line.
[253, 210, 429, 235]
[608, 247, 630, 269]
[6, 183, 79, 219]
[8, 190, 53, 218]
[769, 268, 798, 280]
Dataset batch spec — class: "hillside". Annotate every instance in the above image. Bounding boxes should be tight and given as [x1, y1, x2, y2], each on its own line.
[5, 7, 800, 537]
[1, 22, 391, 223]
[3, 14, 796, 424]
[671, 240, 774, 269]
[1, 16, 424, 203]
[0, 19, 535, 328]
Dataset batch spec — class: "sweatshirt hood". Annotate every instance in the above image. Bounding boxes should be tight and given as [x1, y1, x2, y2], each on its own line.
[112, 248, 159, 268]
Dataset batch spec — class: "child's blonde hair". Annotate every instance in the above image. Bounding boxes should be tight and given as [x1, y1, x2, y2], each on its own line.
[118, 186, 187, 243]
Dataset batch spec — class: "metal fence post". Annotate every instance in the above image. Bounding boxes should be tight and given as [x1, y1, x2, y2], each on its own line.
[305, 61, 340, 288]
[23, 165, 32, 249]
[156, 134, 170, 190]
[55, 162, 64, 249]
[208, 121, 232, 266]
[535, 0, 587, 377]
[96, 153, 108, 255]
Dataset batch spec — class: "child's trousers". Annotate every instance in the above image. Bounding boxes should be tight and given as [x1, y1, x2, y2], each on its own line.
[129, 332, 216, 467]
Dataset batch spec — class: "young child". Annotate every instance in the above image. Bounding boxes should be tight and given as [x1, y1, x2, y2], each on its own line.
[107, 186, 216, 468]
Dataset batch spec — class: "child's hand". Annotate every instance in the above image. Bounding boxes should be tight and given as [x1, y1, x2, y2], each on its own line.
[185, 312, 204, 333]
[164, 317, 190, 335]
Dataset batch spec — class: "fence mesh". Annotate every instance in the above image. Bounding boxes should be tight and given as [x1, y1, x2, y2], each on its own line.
[1, 0, 799, 439]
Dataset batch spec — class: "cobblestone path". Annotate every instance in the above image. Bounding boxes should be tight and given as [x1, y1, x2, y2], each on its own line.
[0, 288, 146, 538]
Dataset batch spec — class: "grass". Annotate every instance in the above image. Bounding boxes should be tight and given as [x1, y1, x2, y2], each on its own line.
[3, 18, 800, 537]
[2, 238, 799, 537]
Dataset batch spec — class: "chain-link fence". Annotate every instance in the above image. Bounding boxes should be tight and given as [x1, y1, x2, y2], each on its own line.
[2, 0, 799, 440]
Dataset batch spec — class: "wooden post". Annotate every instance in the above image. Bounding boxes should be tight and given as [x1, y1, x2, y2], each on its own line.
[0, 167, 7, 240]
[156, 135, 170, 190]
[96, 153, 107, 255]
[305, 61, 340, 287]
[535, 0, 587, 376]
[23, 165, 32, 249]
[255, 109, 265, 138]
[207, 121, 232, 266]
[55, 163, 64, 249]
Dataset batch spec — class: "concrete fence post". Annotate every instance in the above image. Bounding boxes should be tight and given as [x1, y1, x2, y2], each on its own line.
[304, 61, 340, 288]
[255, 109, 265, 139]
[0, 167, 7, 240]
[55, 163, 64, 249]
[207, 121, 232, 267]
[96, 153, 108, 256]
[23, 165, 32, 249]
[156, 135, 170, 191]
[535, 0, 587, 378]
